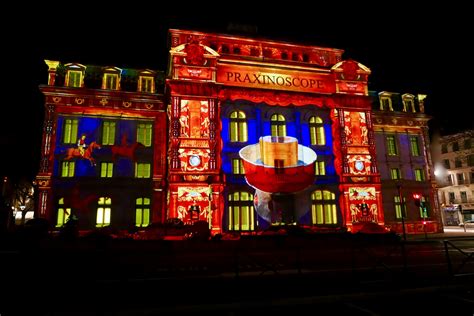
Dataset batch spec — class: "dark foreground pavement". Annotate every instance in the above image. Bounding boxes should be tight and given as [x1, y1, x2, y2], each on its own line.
[2, 233, 474, 315]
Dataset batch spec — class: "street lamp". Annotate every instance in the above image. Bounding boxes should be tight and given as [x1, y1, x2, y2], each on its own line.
[397, 184, 407, 241]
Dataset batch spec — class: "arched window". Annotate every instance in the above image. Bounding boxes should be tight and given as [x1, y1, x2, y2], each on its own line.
[228, 191, 255, 231]
[229, 111, 248, 142]
[96, 197, 111, 227]
[56, 197, 71, 227]
[136, 197, 150, 227]
[270, 114, 286, 137]
[309, 116, 325, 145]
[311, 190, 337, 225]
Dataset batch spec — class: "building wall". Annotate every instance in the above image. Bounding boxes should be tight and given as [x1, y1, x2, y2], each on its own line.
[372, 92, 443, 234]
[434, 130, 474, 225]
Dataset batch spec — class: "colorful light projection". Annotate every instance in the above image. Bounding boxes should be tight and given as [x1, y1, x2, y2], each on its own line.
[348, 187, 378, 223]
[239, 136, 316, 225]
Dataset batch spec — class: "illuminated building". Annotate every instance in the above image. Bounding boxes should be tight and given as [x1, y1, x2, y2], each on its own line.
[36, 62, 167, 229]
[372, 92, 443, 233]
[35, 29, 441, 235]
[433, 130, 474, 226]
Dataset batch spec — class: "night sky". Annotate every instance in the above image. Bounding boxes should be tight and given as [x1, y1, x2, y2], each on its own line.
[3, 7, 472, 180]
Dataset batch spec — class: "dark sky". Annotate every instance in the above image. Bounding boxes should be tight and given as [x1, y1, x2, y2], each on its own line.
[3, 7, 473, 179]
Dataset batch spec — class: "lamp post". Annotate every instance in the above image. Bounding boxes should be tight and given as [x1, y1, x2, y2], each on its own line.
[396, 184, 407, 241]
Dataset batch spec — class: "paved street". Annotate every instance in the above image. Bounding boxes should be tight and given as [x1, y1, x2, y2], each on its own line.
[1, 231, 474, 315]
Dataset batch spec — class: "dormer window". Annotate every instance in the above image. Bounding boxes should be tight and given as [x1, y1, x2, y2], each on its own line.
[64, 63, 86, 88]
[102, 67, 121, 90]
[378, 92, 394, 111]
[138, 70, 156, 93]
[402, 94, 416, 112]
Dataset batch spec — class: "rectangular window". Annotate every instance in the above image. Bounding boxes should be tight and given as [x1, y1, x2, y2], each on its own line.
[139, 77, 154, 93]
[315, 161, 326, 176]
[449, 192, 455, 203]
[135, 163, 151, 178]
[447, 175, 453, 185]
[137, 123, 153, 147]
[410, 136, 420, 156]
[102, 121, 116, 145]
[414, 169, 424, 181]
[443, 159, 451, 169]
[61, 161, 75, 177]
[457, 173, 465, 185]
[63, 119, 78, 144]
[452, 142, 459, 151]
[465, 139, 471, 149]
[468, 155, 474, 167]
[441, 144, 448, 153]
[455, 159, 462, 168]
[100, 162, 113, 178]
[390, 168, 401, 180]
[96, 197, 111, 227]
[96, 208, 111, 227]
[419, 196, 429, 218]
[104, 73, 119, 90]
[386, 136, 397, 156]
[136, 198, 150, 227]
[67, 70, 82, 87]
[232, 159, 244, 175]
[461, 191, 468, 203]
[394, 196, 406, 219]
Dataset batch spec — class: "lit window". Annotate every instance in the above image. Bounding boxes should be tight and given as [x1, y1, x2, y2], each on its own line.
[102, 68, 121, 90]
[270, 114, 286, 137]
[63, 119, 78, 144]
[136, 197, 150, 227]
[390, 168, 401, 180]
[394, 196, 406, 220]
[67, 70, 82, 88]
[61, 161, 75, 177]
[96, 197, 111, 227]
[64, 64, 86, 88]
[311, 190, 337, 225]
[315, 161, 326, 176]
[379, 97, 393, 111]
[402, 94, 416, 112]
[414, 169, 424, 181]
[135, 163, 151, 178]
[228, 191, 255, 231]
[232, 158, 244, 174]
[309, 116, 325, 145]
[137, 123, 153, 147]
[139, 76, 154, 93]
[100, 162, 113, 178]
[56, 197, 71, 227]
[229, 111, 248, 142]
[386, 136, 398, 156]
[418, 196, 429, 218]
[410, 136, 420, 156]
[102, 121, 116, 145]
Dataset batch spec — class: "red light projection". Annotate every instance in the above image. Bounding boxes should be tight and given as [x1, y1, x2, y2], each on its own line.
[217, 64, 335, 94]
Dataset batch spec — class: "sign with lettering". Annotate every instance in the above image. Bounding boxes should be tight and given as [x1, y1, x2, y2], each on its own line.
[217, 64, 335, 94]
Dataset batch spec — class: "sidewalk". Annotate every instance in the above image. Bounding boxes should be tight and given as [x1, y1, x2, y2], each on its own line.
[406, 226, 474, 240]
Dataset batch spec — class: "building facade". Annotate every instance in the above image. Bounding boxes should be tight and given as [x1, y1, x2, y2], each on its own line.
[372, 92, 443, 233]
[35, 29, 441, 235]
[36, 62, 167, 230]
[433, 130, 474, 226]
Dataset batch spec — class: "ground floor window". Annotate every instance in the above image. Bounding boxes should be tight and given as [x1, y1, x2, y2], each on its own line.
[96, 197, 111, 227]
[311, 190, 337, 225]
[228, 191, 255, 231]
[136, 197, 150, 227]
